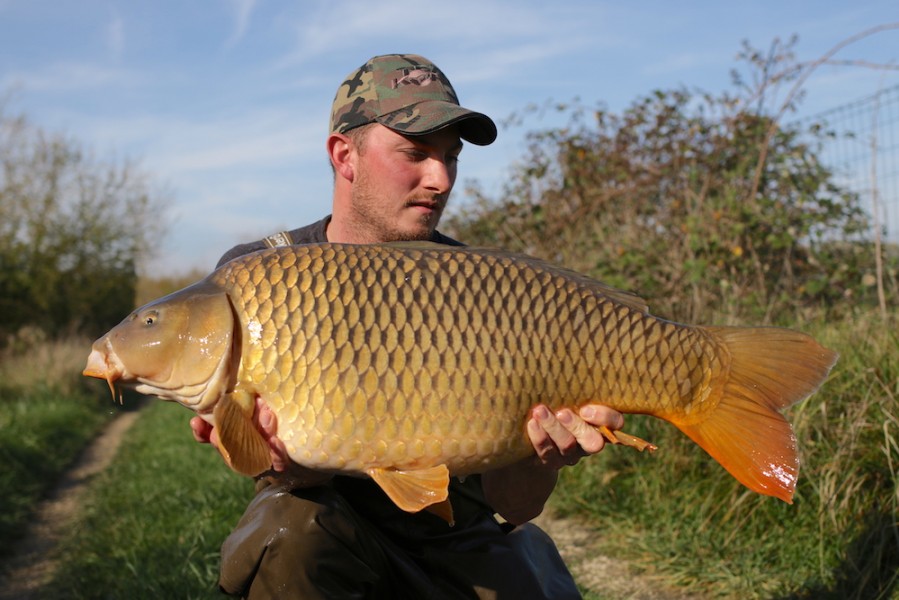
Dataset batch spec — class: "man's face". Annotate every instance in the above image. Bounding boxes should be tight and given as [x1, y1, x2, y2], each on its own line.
[348, 124, 462, 242]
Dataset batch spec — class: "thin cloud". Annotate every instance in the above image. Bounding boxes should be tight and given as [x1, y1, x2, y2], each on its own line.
[98, 110, 321, 174]
[0, 62, 141, 93]
[106, 12, 125, 62]
[273, 0, 607, 69]
[446, 37, 603, 86]
[226, 0, 258, 46]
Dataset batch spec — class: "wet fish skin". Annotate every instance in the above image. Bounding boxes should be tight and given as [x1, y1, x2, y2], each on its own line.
[219, 244, 710, 474]
[84, 242, 838, 517]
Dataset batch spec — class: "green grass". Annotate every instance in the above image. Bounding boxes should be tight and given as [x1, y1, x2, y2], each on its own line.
[551, 311, 899, 599]
[44, 401, 253, 599]
[0, 337, 116, 562]
[0, 385, 113, 559]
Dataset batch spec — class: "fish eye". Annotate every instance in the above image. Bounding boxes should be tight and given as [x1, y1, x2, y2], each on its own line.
[143, 311, 159, 326]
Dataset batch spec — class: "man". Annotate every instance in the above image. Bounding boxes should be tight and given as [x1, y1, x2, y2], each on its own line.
[192, 54, 624, 599]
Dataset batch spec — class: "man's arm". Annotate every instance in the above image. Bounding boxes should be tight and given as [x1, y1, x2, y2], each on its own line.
[481, 404, 624, 525]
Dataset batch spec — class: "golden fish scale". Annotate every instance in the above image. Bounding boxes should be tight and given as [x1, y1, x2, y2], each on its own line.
[210, 244, 724, 476]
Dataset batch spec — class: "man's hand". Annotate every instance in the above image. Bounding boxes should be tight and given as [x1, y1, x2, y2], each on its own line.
[527, 404, 625, 470]
[484, 403, 624, 525]
[189, 397, 332, 487]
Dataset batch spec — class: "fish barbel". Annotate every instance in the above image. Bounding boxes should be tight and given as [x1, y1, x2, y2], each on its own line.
[83, 242, 837, 519]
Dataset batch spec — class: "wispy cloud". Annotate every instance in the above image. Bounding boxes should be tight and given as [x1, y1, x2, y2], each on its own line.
[0, 62, 141, 93]
[66, 106, 322, 175]
[447, 37, 603, 86]
[106, 12, 125, 62]
[274, 0, 608, 69]
[226, 0, 258, 46]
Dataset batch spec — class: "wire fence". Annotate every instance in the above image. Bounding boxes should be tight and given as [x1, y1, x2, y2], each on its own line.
[796, 83, 899, 242]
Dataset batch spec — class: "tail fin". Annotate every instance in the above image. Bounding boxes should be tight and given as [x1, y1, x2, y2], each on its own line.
[672, 327, 838, 503]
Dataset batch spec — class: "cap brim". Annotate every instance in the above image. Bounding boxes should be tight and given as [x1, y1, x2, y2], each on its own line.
[377, 101, 497, 146]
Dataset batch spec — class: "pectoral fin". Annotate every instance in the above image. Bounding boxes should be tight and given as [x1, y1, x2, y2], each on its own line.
[214, 391, 271, 477]
[367, 465, 453, 523]
[424, 499, 455, 526]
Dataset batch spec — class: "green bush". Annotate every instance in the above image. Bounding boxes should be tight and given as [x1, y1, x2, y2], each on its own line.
[447, 39, 896, 324]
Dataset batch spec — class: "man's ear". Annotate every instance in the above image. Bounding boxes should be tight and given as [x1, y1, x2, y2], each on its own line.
[327, 133, 355, 182]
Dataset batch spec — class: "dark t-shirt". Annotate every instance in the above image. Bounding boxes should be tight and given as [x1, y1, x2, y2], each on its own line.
[216, 216, 494, 535]
[216, 215, 464, 268]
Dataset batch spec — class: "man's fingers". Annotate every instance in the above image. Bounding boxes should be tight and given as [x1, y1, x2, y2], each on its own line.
[579, 404, 625, 430]
[558, 409, 605, 455]
[527, 404, 628, 469]
[190, 416, 213, 444]
[252, 396, 291, 471]
[255, 397, 278, 439]
[531, 406, 583, 466]
[526, 413, 553, 457]
[533, 406, 577, 452]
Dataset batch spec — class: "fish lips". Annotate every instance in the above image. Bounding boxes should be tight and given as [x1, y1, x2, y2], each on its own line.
[83, 343, 125, 402]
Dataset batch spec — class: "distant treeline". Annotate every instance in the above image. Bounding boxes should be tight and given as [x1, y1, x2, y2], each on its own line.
[0, 106, 169, 345]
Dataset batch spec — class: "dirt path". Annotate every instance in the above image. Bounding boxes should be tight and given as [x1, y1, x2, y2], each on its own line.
[0, 409, 697, 600]
[0, 410, 143, 600]
[532, 512, 702, 599]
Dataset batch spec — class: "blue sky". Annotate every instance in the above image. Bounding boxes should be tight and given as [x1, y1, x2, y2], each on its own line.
[1, 1, 897, 276]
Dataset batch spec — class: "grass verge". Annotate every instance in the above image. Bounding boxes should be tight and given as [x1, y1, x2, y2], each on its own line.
[44, 401, 253, 599]
[0, 337, 116, 564]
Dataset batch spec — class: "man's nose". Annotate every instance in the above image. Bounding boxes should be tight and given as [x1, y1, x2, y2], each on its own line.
[423, 158, 454, 194]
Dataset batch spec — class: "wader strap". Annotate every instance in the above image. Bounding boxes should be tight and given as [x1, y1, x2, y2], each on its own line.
[262, 231, 294, 248]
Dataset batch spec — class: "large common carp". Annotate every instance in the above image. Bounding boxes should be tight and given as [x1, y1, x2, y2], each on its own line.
[84, 242, 837, 518]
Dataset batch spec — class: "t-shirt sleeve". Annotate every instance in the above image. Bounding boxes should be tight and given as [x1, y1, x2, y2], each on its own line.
[215, 241, 266, 269]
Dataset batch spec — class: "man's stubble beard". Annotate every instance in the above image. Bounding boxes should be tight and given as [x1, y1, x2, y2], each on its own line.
[350, 167, 449, 242]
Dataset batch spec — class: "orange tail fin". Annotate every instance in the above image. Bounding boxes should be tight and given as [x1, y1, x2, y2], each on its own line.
[671, 327, 838, 503]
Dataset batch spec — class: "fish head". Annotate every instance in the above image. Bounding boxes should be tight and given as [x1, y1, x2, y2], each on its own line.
[83, 280, 236, 413]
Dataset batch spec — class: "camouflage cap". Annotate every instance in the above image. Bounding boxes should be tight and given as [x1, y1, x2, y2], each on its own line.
[329, 54, 497, 146]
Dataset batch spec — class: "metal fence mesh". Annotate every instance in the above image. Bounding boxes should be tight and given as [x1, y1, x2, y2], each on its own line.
[797, 83, 899, 242]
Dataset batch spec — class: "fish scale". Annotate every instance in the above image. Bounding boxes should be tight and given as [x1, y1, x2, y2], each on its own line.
[84, 241, 838, 517]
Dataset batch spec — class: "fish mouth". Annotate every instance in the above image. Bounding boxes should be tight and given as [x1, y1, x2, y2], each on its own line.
[83, 346, 124, 403]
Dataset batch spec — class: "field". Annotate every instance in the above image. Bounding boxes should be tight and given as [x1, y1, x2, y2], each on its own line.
[0, 311, 896, 599]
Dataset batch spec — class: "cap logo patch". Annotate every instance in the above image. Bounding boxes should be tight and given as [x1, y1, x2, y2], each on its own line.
[392, 67, 440, 89]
